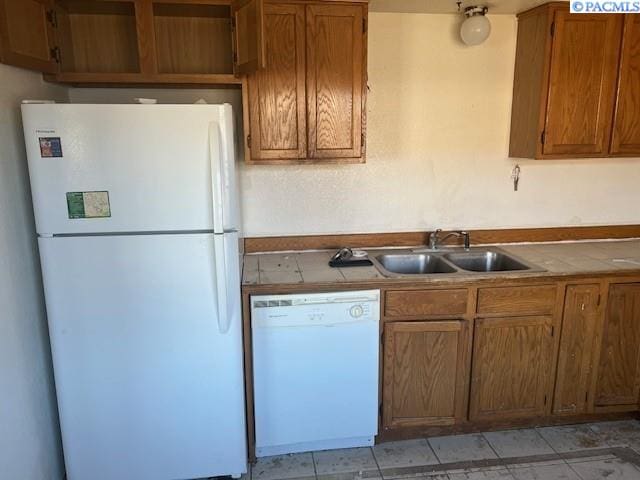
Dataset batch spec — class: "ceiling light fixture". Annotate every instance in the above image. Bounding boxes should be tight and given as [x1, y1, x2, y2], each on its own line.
[460, 6, 491, 46]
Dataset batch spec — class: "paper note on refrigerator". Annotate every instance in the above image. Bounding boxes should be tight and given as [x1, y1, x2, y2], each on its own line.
[66, 191, 111, 219]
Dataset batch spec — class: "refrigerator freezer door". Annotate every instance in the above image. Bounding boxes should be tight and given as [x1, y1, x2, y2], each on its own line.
[21, 103, 239, 235]
[39, 232, 246, 480]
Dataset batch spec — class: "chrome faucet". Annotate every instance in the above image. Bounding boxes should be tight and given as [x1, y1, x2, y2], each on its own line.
[428, 229, 470, 250]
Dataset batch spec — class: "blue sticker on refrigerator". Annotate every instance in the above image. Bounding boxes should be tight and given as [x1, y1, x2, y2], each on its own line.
[39, 137, 63, 157]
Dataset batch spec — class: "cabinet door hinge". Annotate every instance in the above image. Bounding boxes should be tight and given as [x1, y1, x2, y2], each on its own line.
[50, 46, 61, 63]
[550, 21, 555, 37]
[363, 18, 367, 34]
[46, 9, 58, 28]
[597, 294, 602, 306]
[231, 17, 236, 28]
[544, 394, 548, 406]
[246, 134, 252, 149]
[541, 130, 546, 145]
[361, 133, 365, 147]
[379, 403, 383, 418]
[585, 391, 589, 403]
[550, 325, 555, 337]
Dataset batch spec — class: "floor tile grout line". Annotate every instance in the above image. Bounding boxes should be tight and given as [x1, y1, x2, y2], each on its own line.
[426, 437, 446, 465]
[310, 451, 319, 480]
[533, 425, 576, 469]
[533, 425, 561, 454]
[424, 438, 443, 466]
[368, 446, 385, 479]
[565, 460, 590, 480]
[480, 431, 503, 461]
[535, 425, 571, 459]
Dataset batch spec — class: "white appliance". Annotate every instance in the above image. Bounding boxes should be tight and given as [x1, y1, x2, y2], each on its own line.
[21, 103, 247, 480]
[251, 290, 380, 457]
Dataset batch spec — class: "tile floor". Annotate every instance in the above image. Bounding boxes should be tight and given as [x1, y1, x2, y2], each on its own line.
[241, 421, 640, 480]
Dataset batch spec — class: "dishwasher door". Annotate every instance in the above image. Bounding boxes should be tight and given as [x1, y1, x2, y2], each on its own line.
[251, 290, 380, 457]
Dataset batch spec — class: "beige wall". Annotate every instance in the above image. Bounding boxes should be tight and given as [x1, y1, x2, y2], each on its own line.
[70, 12, 640, 237]
[0, 64, 66, 480]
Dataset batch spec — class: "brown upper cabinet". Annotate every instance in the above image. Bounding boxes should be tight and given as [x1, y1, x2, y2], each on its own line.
[232, 0, 265, 74]
[246, 2, 307, 160]
[244, 1, 368, 164]
[611, 15, 640, 156]
[0, 0, 266, 85]
[509, 3, 639, 159]
[0, 0, 58, 73]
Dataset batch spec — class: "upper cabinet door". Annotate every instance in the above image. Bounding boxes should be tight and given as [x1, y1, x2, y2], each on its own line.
[611, 15, 640, 156]
[246, 2, 306, 161]
[306, 4, 364, 160]
[0, 0, 58, 73]
[543, 11, 623, 157]
[231, 0, 265, 74]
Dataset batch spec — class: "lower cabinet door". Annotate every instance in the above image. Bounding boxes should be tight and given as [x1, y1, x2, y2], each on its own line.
[382, 320, 470, 430]
[470, 316, 555, 421]
[553, 284, 601, 415]
[595, 283, 640, 410]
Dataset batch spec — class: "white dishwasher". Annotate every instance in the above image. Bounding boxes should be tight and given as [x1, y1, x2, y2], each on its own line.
[251, 290, 380, 457]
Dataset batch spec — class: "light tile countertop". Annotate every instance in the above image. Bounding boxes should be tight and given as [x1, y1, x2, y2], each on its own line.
[242, 239, 640, 288]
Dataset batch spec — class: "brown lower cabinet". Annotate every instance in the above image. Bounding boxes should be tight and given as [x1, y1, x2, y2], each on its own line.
[594, 283, 640, 410]
[553, 284, 601, 415]
[382, 320, 470, 430]
[470, 316, 555, 421]
[379, 278, 640, 439]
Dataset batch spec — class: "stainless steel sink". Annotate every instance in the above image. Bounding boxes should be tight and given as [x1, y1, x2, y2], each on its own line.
[370, 248, 544, 277]
[374, 254, 457, 276]
[443, 251, 532, 272]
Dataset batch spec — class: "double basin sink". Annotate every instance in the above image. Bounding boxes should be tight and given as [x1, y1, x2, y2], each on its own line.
[370, 248, 544, 278]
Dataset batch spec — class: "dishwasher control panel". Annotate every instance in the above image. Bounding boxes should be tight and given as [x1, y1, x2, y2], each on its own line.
[251, 290, 380, 328]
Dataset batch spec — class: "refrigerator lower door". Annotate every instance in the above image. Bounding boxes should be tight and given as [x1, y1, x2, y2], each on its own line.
[38, 232, 246, 480]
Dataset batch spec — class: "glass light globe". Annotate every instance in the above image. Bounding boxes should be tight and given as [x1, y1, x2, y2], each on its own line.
[460, 14, 491, 46]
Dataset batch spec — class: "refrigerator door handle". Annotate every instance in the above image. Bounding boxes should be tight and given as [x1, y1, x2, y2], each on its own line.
[213, 235, 231, 334]
[208, 121, 225, 234]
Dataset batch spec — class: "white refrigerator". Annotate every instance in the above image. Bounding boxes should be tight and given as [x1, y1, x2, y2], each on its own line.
[21, 103, 247, 480]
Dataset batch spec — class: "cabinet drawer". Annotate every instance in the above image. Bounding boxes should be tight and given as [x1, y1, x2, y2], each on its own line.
[385, 289, 468, 317]
[477, 285, 557, 315]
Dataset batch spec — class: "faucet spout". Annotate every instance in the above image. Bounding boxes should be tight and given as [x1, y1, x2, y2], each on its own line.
[427, 229, 470, 250]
